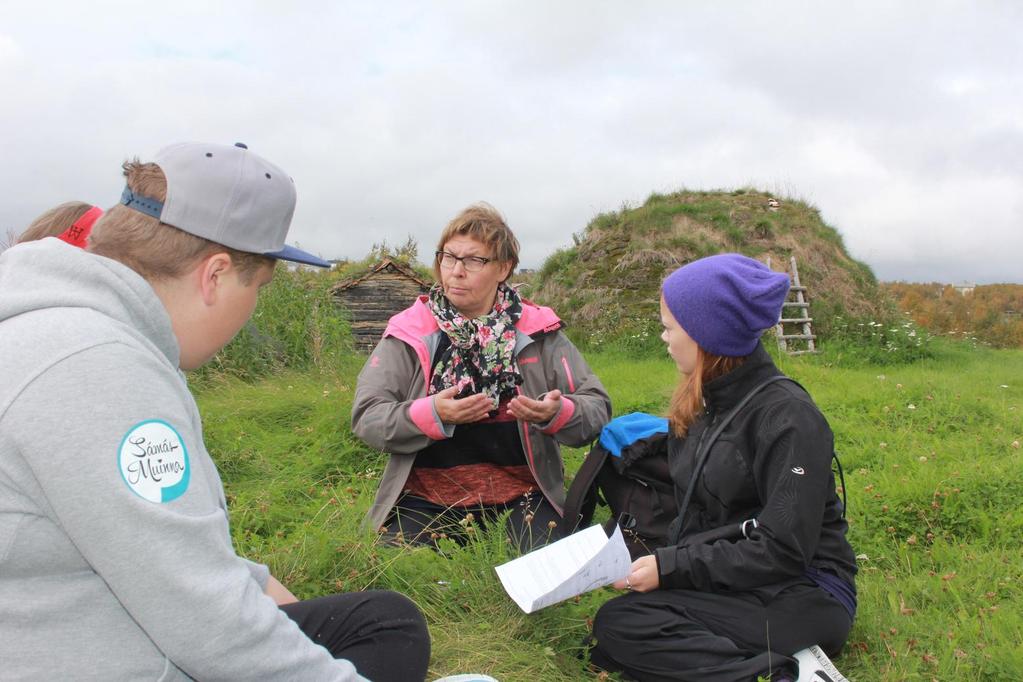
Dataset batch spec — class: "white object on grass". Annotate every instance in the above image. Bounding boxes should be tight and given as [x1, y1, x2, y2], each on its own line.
[794, 645, 850, 682]
[495, 524, 631, 614]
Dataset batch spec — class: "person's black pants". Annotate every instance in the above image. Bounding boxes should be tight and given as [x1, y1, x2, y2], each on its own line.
[281, 590, 430, 682]
[589, 580, 852, 682]
[384, 491, 563, 552]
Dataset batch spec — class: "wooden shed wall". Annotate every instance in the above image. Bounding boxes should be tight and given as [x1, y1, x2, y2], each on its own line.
[335, 272, 430, 351]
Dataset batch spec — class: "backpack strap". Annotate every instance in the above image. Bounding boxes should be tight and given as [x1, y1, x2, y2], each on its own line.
[562, 443, 610, 533]
[669, 374, 791, 545]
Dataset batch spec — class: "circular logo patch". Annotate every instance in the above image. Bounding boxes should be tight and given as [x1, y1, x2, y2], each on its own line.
[118, 420, 191, 503]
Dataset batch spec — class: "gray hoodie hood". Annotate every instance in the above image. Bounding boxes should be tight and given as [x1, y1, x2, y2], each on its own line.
[0, 237, 179, 368]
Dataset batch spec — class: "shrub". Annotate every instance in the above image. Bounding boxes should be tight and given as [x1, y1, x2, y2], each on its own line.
[818, 313, 935, 366]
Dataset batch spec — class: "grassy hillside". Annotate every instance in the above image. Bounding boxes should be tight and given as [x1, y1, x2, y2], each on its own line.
[196, 342, 1023, 680]
[531, 189, 888, 351]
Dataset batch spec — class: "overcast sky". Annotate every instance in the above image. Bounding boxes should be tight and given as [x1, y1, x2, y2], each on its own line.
[2, 2, 1020, 284]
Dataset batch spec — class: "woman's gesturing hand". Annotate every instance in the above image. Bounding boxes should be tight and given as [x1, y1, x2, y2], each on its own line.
[507, 389, 563, 424]
[612, 555, 660, 593]
[433, 386, 494, 424]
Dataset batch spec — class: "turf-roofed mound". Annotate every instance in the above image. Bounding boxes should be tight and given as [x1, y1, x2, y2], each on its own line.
[531, 189, 886, 349]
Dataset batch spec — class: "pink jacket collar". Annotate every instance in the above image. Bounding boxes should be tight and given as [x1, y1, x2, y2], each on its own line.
[383, 295, 562, 347]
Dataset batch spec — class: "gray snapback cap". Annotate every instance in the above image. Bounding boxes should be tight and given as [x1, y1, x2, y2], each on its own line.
[121, 142, 329, 267]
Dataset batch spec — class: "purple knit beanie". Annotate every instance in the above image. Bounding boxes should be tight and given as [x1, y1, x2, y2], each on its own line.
[661, 253, 790, 357]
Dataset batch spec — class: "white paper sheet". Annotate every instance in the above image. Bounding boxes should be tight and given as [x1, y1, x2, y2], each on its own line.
[494, 524, 632, 614]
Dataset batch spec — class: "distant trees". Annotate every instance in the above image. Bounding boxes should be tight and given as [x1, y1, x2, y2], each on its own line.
[884, 283, 1023, 348]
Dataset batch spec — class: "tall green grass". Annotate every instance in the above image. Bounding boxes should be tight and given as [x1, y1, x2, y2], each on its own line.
[196, 342, 1023, 680]
[191, 266, 353, 384]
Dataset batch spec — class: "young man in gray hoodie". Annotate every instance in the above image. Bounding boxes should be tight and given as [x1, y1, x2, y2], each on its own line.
[0, 142, 430, 681]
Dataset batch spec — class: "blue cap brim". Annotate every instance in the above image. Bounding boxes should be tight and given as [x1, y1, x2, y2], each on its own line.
[264, 244, 331, 268]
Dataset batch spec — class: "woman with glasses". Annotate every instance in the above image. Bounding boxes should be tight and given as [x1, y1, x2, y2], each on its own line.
[353, 203, 611, 550]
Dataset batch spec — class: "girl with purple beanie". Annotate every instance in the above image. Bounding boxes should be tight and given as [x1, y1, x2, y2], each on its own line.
[589, 254, 857, 682]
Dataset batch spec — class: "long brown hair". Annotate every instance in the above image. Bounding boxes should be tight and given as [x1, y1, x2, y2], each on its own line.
[667, 348, 747, 437]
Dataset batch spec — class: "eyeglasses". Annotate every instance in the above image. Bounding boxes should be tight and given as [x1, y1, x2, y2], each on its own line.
[436, 250, 492, 273]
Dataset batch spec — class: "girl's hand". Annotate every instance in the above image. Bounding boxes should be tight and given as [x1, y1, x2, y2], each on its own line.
[612, 555, 660, 593]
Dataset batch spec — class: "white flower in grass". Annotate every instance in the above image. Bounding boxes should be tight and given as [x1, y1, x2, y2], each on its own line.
[907, 404, 917, 410]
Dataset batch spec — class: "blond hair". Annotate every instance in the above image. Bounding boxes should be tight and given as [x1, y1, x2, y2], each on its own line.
[667, 349, 747, 437]
[433, 202, 520, 281]
[17, 201, 94, 244]
[88, 160, 273, 284]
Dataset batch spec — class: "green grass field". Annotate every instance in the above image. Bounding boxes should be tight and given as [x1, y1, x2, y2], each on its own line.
[195, 342, 1023, 680]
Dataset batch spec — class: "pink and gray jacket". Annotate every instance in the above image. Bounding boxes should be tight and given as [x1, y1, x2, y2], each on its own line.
[352, 295, 612, 531]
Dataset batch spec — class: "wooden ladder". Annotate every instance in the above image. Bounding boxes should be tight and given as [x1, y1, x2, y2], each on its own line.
[767, 256, 818, 355]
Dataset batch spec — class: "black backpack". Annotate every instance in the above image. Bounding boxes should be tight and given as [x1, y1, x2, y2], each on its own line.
[564, 376, 808, 560]
[563, 414, 674, 559]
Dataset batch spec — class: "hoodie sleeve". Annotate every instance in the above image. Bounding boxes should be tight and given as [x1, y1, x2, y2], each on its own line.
[534, 331, 612, 446]
[7, 343, 366, 682]
[352, 335, 453, 453]
[655, 399, 835, 592]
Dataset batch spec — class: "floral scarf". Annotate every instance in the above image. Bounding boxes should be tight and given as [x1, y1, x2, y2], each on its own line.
[427, 282, 523, 410]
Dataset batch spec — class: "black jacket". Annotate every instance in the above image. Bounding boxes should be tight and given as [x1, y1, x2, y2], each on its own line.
[654, 344, 857, 593]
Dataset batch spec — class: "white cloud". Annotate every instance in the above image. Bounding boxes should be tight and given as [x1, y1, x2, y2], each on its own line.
[0, 34, 22, 64]
[0, 2, 1020, 283]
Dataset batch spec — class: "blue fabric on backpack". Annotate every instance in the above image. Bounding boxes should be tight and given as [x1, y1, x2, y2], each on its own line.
[598, 412, 670, 457]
